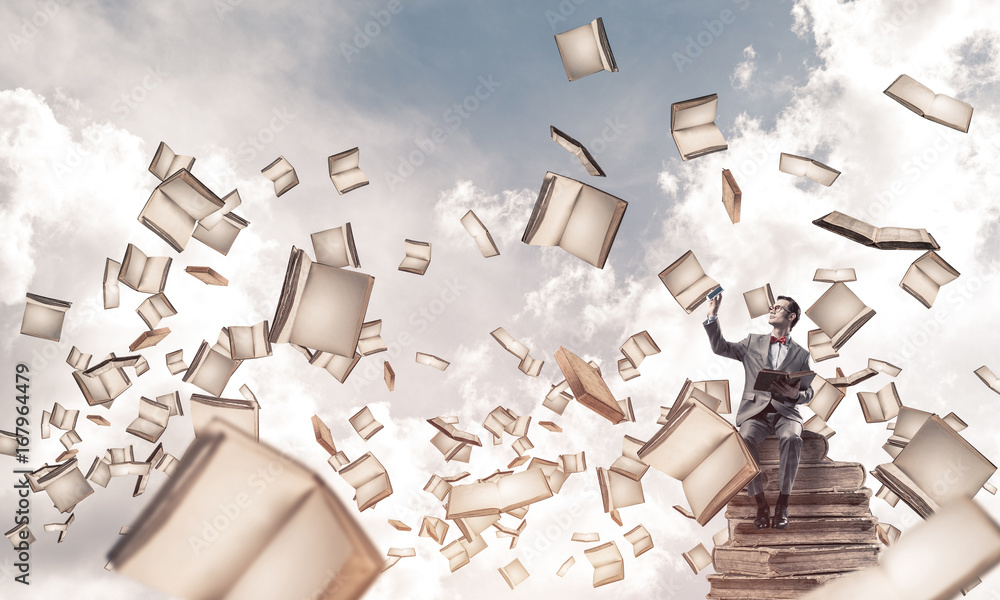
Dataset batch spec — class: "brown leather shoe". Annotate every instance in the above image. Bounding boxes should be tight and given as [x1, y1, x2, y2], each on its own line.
[754, 505, 770, 530]
[772, 502, 789, 529]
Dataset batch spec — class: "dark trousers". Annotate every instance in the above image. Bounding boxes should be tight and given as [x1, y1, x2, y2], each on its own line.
[740, 402, 803, 497]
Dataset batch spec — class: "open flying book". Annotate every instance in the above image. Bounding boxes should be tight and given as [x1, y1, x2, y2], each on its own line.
[900, 250, 960, 308]
[805, 282, 876, 351]
[872, 415, 996, 519]
[119, 244, 171, 294]
[270, 247, 375, 357]
[813, 211, 940, 250]
[975, 366, 1000, 396]
[446, 468, 553, 519]
[27, 458, 93, 513]
[551, 125, 605, 176]
[721, 169, 741, 223]
[136, 293, 176, 329]
[107, 419, 382, 600]
[807, 328, 839, 362]
[328, 148, 369, 194]
[398, 240, 431, 275]
[147, 141, 195, 181]
[261, 156, 298, 197]
[339, 452, 393, 512]
[553, 17, 617, 82]
[638, 400, 759, 525]
[460, 210, 500, 258]
[20, 293, 72, 341]
[753, 369, 815, 393]
[884, 74, 974, 133]
[807, 375, 846, 421]
[228, 321, 272, 360]
[659, 250, 721, 314]
[671, 94, 728, 160]
[138, 169, 225, 252]
[73, 356, 135, 407]
[814, 267, 857, 283]
[778, 153, 841, 186]
[183, 331, 243, 396]
[522, 172, 627, 269]
[312, 223, 360, 268]
[857, 382, 902, 423]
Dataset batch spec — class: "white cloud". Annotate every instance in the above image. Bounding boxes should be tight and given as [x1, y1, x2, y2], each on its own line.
[730, 45, 758, 90]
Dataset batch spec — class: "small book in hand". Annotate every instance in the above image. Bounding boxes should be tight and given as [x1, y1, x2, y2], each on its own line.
[753, 369, 815, 393]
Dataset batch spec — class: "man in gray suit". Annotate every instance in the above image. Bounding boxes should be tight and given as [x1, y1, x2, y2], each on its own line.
[704, 293, 813, 530]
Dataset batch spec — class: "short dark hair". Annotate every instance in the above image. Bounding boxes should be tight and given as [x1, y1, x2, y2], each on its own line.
[777, 295, 801, 330]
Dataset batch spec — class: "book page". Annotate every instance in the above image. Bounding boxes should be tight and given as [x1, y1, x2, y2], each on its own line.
[682, 433, 749, 519]
[558, 182, 620, 267]
[639, 402, 733, 480]
[554, 21, 605, 81]
[885, 74, 936, 114]
[928, 93, 973, 132]
[895, 416, 996, 505]
[289, 263, 373, 357]
[672, 96, 717, 131]
[806, 282, 868, 339]
[672, 123, 726, 159]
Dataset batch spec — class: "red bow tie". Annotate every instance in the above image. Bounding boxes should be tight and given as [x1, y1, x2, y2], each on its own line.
[770, 336, 787, 345]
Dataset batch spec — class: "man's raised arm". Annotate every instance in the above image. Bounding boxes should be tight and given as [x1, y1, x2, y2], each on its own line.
[703, 294, 750, 362]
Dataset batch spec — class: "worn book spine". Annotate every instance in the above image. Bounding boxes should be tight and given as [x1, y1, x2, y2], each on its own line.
[713, 543, 880, 577]
[707, 572, 846, 600]
[728, 516, 879, 547]
[752, 461, 866, 494]
[726, 488, 873, 519]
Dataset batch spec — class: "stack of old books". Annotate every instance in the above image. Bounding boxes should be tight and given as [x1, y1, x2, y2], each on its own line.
[708, 431, 881, 599]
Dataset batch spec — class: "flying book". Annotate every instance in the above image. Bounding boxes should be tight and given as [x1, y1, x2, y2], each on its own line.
[328, 148, 369, 194]
[671, 93, 728, 160]
[597, 466, 645, 513]
[185, 266, 229, 286]
[129, 327, 171, 352]
[384, 361, 394, 391]
[683, 543, 714, 574]
[900, 250, 960, 308]
[137, 169, 225, 252]
[721, 168, 741, 223]
[270, 247, 375, 357]
[872, 416, 997, 520]
[261, 156, 298, 197]
[156, 391, 183, 417]
[190, 393, 259, 441]
[753, 369, 815, 393]
[357, 320, 386, 356]
[884, 74, 973, 133]
[692, 379, 732, 415]
[415, 352, 449, 371]
[975, 366, 1000, 396]
[554, 346, 625, 424]
[73, 356, 134, 407]
[624, 525, 653, 557]
[814, 267, 857, 283]
[619, 330, 660, 369]
[522, 171, 627, 269]
[805, 282, 876, 351]
[27, 458, 93, 513]
[659, 249, 721, 314]
[118, 244, 171, 293]
[459, 210, 500, 258]
[228, 321, 272, 360]
[807, 328, 839, 362]
[857, 382, 903, 423]
[553, 17, 617, 81]
[49, 403, 80, 430]
[147, 141, 194, 181]
[136, 293, 176, 329]
[108, 419, 382, 600]
[125, 398, 171, 443]
[310, 351, 362, 384]
[869, 358, 902, 377]
[349, 406, 383, 441]
[398, 240, 431, 275]
[338, 452, 393, 512]
[551, 125, 605, 176]
[778, 153, 840, 186]
[813, 211, 940, 250]
[498, 558, 530, 589]
[743, 283, 774, 319]
[446, 468, 553, 518]
[20, 293, 71, 341]
[618, 358, 639, 381]
[183, 332, 243, 396]
[829, 366, 878, 387]
[311, 223, 360, 268]
[104, 258, 122, 309]
[803, 414, 835, 439]
[638, 400, 759, 526]
[808, 375, 846, 421]
[584, 541, 624, 587]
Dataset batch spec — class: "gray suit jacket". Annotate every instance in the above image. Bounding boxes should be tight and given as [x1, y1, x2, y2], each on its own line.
[704, 318, 814, 427]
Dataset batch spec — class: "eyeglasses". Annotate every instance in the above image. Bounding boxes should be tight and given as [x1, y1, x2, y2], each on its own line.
[768, 305, 791, 314]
